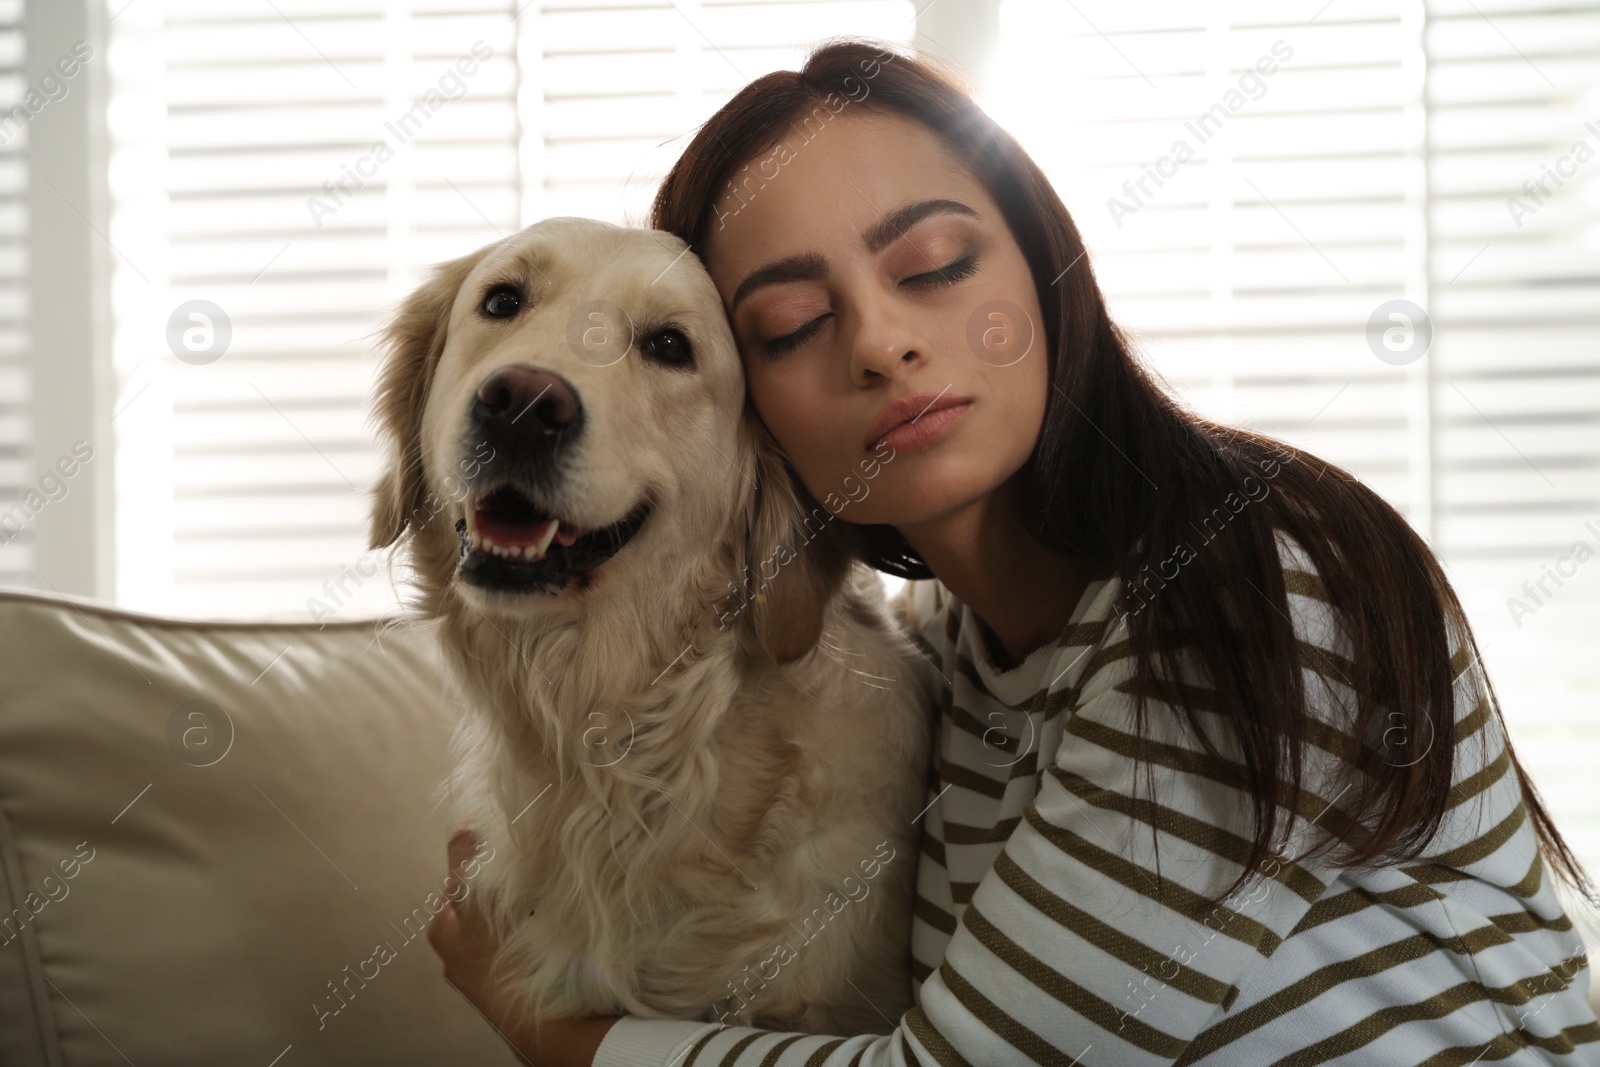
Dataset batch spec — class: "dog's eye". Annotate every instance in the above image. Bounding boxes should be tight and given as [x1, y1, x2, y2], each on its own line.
[481, 285, 523, 319]
[642, 328, 693, 367]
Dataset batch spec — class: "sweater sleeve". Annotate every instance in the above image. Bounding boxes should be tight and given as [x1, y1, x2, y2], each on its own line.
[592, 1017, 726, 1067]
[593, 605, 1357, 1064]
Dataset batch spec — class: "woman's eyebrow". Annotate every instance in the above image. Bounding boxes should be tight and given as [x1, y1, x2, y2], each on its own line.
[728, 198, 979, 315]
[729, 252, 827, 315]
[862, 198, 977, 254]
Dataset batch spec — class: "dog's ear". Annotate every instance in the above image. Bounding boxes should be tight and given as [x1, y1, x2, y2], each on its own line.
[734, 417, 856, 665]
[368, 246, 492, 550]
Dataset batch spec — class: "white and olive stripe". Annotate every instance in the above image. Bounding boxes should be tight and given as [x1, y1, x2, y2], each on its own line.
[592, 531, 1599, 1067]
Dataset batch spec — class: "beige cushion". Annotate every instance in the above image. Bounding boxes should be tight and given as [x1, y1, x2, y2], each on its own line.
[0, 589, 521, 1066]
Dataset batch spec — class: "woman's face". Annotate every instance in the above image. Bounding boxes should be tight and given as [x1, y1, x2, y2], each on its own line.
[701, 107, 1050, 530]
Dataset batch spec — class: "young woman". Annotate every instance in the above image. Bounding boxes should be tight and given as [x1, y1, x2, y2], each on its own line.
[427, 39, 1600, 1066]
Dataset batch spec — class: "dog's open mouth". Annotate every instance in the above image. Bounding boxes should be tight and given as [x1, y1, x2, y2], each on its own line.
[456, 482, 650, 593]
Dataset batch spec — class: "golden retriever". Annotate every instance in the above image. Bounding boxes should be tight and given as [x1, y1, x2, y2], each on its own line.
[367, 217, 934, 1036]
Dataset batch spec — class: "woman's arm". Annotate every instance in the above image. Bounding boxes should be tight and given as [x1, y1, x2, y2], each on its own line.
[596, 680, 1340, 1066]
[435, 669, 1342, 1067]
[428, 830, 624, 1067]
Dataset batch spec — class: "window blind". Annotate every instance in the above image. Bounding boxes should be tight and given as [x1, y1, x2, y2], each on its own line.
[110, 0, 524, 619]
[529, 0, 915, 223]
[994, 0, 1600, 893]
[1427, 0, 1600, 901]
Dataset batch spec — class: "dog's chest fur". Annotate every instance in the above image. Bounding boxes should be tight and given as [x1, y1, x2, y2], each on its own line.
[436, 582, 934, 1035]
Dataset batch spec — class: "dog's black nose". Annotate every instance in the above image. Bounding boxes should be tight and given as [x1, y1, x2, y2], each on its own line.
[476, 365, 581, 430]
[470, 364, 584, 458]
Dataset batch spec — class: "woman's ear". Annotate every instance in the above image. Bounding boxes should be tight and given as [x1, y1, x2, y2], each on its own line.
[734, 416, 856, 665]
[368, 245, 493, 551]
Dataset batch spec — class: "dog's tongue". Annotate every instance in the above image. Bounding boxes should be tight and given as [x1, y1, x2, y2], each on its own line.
[472, 507, 583, 552]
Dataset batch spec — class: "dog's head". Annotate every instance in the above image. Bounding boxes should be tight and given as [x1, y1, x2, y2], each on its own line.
[367, 217, 852, 664]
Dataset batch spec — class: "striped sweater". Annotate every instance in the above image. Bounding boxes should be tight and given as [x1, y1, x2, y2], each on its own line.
[594, 530, 1600, 1066]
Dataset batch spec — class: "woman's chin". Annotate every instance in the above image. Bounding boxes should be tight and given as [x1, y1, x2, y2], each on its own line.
[863, 474, 1016, 532]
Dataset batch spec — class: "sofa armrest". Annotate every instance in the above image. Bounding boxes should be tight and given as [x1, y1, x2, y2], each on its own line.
[0, 589, 521, 1066]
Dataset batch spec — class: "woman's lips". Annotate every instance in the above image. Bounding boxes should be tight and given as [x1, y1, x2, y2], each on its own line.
[863, 390, 975, 451]
[872, 399, 972, 454]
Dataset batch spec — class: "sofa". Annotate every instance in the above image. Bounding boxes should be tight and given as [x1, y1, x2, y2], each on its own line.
[0, 587, 524, 1066]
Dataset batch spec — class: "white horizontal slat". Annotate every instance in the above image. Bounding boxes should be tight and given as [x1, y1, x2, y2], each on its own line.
[1439, 325, 1598, 370]
[541, 50, 682, 96]
[173, 536, 384, 581]
[540, 2, 910, 56]
[1432, 186, 1598, 236]
[173, 491, 375, 531]
[1431, 285, 1600, 323]
[1438, 470, 1600, 515]
[1428, 55, 1600, 103]
[1428, 6, 1600, 66]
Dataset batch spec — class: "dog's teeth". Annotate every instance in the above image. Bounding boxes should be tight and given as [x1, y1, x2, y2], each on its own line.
[534, 520, 559, 557]
[471, 526, 557, 561]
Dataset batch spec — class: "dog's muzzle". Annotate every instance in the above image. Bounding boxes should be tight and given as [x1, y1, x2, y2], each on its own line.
[457, 363, 650, 595]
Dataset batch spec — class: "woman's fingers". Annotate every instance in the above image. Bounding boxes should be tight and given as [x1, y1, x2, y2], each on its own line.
[447, 827, 477, 876]
[429, 828, 506, 1007]
[425, 890, 461, 957]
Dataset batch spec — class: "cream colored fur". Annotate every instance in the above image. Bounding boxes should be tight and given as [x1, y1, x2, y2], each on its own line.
[367, 217, 934, 1036]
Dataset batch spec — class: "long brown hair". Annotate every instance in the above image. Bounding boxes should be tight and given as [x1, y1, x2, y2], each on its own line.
[648, 37, 1593, 905]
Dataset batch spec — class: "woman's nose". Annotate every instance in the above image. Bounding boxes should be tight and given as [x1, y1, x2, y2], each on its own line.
[847, 296, 926, 383]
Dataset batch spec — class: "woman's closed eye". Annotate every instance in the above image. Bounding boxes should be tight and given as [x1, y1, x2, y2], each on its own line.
[902, 253, 979, 289]
[757, 254, 981, 360]
[761, 314, 830, 359]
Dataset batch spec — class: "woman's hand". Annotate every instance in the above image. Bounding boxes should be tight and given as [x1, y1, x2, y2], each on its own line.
[428, 829, 622, 1067]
